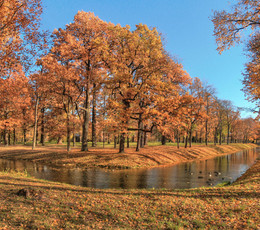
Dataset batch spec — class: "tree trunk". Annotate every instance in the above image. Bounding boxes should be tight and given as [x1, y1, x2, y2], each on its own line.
[32, 96, 39, 150]
[107, 133, 110, 144]
[57, 137, 62, 144]
[127, 135, 130, 148]
[81, 86, 90, 152]
[119, 133, 125, 153]
[136, 114, 142, 151]
[176, 130, 180, 149]
[8, 130, 11, 146]
[3, 127, 8, 146]
[73, 133, 75, 147]
[92, 84, 97, 147]
[23, 128, 27, 145]
[66, 118, 71, 152]
[119, 99, 129, 153]
[189, 129, 192, 148]
[36, 127, 39, 145]
[103, 130, 105, 148]
[0, 131, 3, 145]
[185, 131, 188, 148]
[219, 127, 222, 145]
[114, 135, 117, 149]
[214, 127, 217, 145]
[144, 130, 147, 146]
[13, 128, 16, 145]
[227, 123, 230, 145]
[205, 119, 208, 146]
[72, 107, 76, 147]
[161, 135, 166, 145]
[140, 132, 144, 147]
[40, 108, 45, 146]
[66, 100, 71, 152]
[141, 124, 147, 146]
[195, 131, 198, 143]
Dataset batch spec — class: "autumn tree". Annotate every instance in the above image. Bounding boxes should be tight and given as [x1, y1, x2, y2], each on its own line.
[0, 0, 43, 73]
[0, 0, 50, 148]
[39, 52, 81, 152]
[240, 118, 256, 143]
[104, 23, 165, 152]
[0, 65, 32, 146]
[221, 100, 240, 144]
[153, 58, 191, 147]
[104, 23, 190, 152]
[202, 83, 216, 145]
[212, 99, 238, 145]
[243, 33, 260, 115]
[182, 78, 205, 148]
[212, 0, 259, 53]
[60, 11, 109, 152]
[212, 0, 260, 117]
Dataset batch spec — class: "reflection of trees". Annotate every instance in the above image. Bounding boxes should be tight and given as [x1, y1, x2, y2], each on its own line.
[158, 168, 171, 188]
[0, 148, 258, 189]
[69, 169, 83, 186]
[107, 169, 149, 189]
[137, 171, 148, 189]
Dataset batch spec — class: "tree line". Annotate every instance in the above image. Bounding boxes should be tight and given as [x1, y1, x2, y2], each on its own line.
[0, 1, 259, 153]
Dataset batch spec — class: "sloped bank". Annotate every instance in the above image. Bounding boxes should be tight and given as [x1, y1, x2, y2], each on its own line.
[71, 143, 258, 169]
[0, 143, 257, 170]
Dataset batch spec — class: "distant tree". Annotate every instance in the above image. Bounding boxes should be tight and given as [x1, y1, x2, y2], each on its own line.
[0, 66, 32, 146]
[39, 52, 81, 152]
[202, 83, 216, 145]
[183, 78, 206, 148]
[221, 100, 239, 145]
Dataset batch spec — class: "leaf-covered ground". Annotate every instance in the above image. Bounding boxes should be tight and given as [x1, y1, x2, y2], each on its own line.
[0, 143, 256, 169]
[0, 158, 259, 229]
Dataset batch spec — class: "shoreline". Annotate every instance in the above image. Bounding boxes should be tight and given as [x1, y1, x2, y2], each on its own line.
[0, 143, 257, 170]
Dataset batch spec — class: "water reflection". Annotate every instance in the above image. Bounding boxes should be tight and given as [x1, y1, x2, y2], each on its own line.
[0, 148, 259, 189]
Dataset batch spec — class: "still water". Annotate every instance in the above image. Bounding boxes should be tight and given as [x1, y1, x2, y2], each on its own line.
[0, 148, 259, 189]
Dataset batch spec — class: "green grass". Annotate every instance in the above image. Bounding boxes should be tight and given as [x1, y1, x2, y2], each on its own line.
[36, 141, 217, 149]
[14, 139, 253, 150]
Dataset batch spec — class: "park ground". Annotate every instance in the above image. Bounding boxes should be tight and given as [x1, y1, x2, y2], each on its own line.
[0, 143, 258, 229]
[0, 153, 258, 229]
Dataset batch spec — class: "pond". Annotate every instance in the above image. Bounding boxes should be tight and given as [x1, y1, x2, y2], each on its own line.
[0, 147, 259, 189]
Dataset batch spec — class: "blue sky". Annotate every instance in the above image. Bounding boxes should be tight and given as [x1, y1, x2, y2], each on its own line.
[40, 0, 255, 118]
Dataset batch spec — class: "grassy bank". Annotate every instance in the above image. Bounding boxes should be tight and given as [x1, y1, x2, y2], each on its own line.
[0, 143, 257, 169]
[0, 158, 259, 229]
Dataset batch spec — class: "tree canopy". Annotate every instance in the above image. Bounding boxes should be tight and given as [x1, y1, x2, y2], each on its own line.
[212, 0, 260, 118]
[0, 6, 259, 151]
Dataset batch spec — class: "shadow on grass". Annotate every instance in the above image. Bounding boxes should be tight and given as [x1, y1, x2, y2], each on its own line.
[0, 175, 259, 199]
